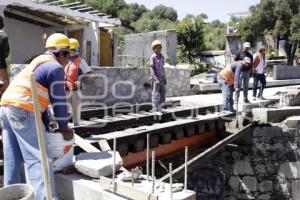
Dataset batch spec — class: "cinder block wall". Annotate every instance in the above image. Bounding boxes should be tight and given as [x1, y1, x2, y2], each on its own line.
[273, 65, 300, 80]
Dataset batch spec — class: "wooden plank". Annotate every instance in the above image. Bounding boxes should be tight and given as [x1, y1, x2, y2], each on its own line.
[74, 134, 100, 152]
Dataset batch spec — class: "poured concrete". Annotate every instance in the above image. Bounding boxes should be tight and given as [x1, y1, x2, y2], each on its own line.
[55, 173, 196, 200]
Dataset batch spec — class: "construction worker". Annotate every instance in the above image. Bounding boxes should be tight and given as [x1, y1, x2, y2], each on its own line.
[252, 45, 267, 100]
[235, 42, 253, 103]
[0, 33, 73, 200]
[150, 40, 167, 112]
[217, 57, 252, 112]
[64, 38, 91, 126]
[0, 15, 10, 96]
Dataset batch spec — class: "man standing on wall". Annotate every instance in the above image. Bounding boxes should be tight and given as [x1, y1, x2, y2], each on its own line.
[0, 33, 73, 200]
[65, 38, 91, 126]
[252, 46, 267, 100]
[235, 42, 253, 103]
[150, 40, 167, 112]
[0, 16, 10, 96]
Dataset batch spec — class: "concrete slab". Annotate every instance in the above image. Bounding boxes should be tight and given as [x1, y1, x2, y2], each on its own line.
[252, 107, 300, 123]
[55, 173, 196, 200]
[191, 77, 300, 93]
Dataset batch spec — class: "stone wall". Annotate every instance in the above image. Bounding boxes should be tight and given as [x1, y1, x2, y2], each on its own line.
[10, 65, 191, 107]
[170, 124, 300, 200]
[273, 65, 300, 80]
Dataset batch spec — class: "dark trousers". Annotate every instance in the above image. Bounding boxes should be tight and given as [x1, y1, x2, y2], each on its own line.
[253, 73, 266, 97]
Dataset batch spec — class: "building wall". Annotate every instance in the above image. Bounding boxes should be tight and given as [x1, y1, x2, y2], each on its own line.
[4, 17, 55, 64]
[123, 30, 177, 67]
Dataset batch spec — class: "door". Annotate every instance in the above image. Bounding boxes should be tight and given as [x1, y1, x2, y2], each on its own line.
[99, 32, 113, 66]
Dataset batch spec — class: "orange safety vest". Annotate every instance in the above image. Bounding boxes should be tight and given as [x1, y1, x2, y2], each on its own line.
[219, 64, 235, 85]
[64, 57, 80, 91]
[1, 55, 55, 112]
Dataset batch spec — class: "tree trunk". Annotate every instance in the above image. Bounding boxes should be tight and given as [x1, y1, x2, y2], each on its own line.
[284, 38, 294, 65]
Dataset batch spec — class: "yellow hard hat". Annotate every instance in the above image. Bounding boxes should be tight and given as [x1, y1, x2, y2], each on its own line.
[69, 38, 80, 50]
[45, 33, 70, 50]
[151, 40, 162, 50]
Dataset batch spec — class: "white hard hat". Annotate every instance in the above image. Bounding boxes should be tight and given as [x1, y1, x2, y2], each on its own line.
[151, 40, 162, 50]
[243, 42, 251, 48]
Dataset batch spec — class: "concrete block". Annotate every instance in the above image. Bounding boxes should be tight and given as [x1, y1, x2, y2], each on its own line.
[259, 181, 273, 192]
[117, 143, 129, 156]
[132, 138, 145, 152]
[185, 126, 196, 137]
[284, 116, 300, 128]
[206, 120, 216, 132]
[75, 151, 123, 178]
[273, 65, 300, 80]
[278, 161, 300, 179]
[233, 161, 254, 175]
[159, 132, 172, 144]
[196, 123, 206, 134]
[173, 128, 185, 140]
[150, 135, 159, 148]
[252, 107, 300, 123]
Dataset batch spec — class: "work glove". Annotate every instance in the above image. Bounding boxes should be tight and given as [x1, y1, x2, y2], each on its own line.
[59, 127, 74, 141]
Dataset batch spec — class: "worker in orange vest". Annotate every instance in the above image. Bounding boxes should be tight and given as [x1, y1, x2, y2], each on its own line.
[0, 33, 73, 200]
[64, 38, 91, 126]
[217, 57, 251, 112]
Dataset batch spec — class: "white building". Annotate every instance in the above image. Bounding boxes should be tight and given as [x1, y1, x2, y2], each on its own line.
[0, 0, 121, 66]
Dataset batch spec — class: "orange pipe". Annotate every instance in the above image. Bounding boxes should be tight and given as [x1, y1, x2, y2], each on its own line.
[122, 131, 216, 169]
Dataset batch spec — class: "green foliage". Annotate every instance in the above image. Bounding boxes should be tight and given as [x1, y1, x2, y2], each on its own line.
[85, 0, 126, 17]
[150, 5, 178, 22]
[190, 64, 207, 76]
[237, 0, 300, 65]
[176, 14, 207, 63]
[118, 3, 148, 22]
[203, 20, 226, 50]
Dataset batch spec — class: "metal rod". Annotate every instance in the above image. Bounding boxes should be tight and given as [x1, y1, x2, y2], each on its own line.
[184, 146, 188, 192]
[159, 122, 256, 182]
[151, 151, 155, 194]
[30, 73, 53, 200]
[169, 163, 173, 200]
[112, 137, 116, 182]
[146, 134, 150, 181]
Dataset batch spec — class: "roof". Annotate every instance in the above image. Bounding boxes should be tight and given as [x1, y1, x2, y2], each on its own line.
[0, 0, 121, 27]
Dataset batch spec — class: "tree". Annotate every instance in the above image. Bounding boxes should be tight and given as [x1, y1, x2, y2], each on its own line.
[238, 0, 300, 65]
[176, 14, 207, 63]
[203, 20, 226, 50]
[118, 3, 148, 22]
[85, 0, 127, 18]
[150, 5, 178, 22]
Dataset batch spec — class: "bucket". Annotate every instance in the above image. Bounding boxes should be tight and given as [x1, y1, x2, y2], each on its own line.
[45, 132, 74, 172]
[0, 184, 34, 200]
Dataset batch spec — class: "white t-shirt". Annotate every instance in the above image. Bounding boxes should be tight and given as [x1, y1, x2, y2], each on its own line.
[254, 54, 266, 74]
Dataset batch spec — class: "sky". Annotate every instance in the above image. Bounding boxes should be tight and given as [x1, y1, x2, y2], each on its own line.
[124, 0, 260, 22]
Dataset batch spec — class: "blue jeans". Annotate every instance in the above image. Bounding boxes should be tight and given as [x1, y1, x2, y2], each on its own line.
[253, 73, 266, 97]
[241, 70, 251, 99]
[152, 80, 166, 111]
[217, 75, 234, 111]
[0, 106, 56, 200]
